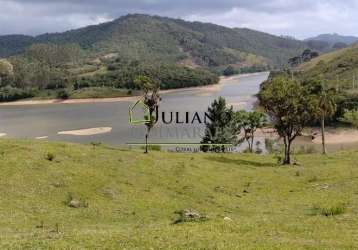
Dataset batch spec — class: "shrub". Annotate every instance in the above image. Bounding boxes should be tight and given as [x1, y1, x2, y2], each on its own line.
[0, 86, 34, 102]
[223, 66, 237, 76]
[57, 89, 70, 99]
[310, 203, 346, 216]
[46, 152, 55, 161]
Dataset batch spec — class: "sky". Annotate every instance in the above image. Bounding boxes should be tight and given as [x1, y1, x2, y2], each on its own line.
[0, 0, 357, 39]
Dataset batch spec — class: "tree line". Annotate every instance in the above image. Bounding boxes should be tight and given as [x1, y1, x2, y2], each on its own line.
[139, 71, 340, 165]
[0, 43, 219, 102]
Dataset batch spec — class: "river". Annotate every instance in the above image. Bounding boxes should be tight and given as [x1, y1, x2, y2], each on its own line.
[0, 72, 270, 147]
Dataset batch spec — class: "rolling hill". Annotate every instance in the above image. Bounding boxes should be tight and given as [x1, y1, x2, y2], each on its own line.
[305, 33, 358, 52]
[0, 14, 312, 69]
[298, 44, 358, 89]
[0, 139, 358, 248]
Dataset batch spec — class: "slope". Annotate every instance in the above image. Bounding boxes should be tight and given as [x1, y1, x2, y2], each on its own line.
[0, 14, 311, 69]
[0, 139, 357, 249]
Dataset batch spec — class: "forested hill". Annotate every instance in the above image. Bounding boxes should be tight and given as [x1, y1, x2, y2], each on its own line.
[0, 14, 310, 68]
[299, 44, 358, 86]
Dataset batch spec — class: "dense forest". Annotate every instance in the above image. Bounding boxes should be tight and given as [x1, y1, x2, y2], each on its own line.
[0, 14, 318, 101]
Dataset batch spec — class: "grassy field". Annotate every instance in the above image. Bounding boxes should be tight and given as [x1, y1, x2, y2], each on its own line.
[0, 139, 358, 249]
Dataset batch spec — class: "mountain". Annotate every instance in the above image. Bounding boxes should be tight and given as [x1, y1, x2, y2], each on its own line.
[305, 33, 358, 51]
[0, 14, 312, 68]
[0, 35, 35, 58]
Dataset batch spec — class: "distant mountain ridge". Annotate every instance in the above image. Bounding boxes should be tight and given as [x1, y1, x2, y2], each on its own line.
[0, 14, 315, 69]
[305, 33, 358, 51]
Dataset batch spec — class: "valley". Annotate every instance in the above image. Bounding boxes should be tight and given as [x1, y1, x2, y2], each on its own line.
[1, 6, 358, 249]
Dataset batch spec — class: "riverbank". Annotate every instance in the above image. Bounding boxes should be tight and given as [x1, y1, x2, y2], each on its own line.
[312, 128, 358, 145]
[257, 127, 358, 152]
[0, 73, 261, 106]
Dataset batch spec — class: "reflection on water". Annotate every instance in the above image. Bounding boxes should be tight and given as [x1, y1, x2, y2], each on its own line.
[0, 72, 269, 146]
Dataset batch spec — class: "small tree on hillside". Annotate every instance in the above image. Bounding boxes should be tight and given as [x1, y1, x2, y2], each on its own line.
[304, 78, 337, 155]
[235, 110, 266, 153]
[259, 76, 314, 165]
[201, 97, 236, 153]
[315, 88, 336, 155]
[134, 75, 160, 154]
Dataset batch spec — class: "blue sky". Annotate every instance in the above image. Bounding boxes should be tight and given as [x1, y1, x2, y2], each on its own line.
[0, 0, 357, 39]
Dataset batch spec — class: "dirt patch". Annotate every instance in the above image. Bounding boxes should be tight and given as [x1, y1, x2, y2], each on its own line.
[313, 129, 358, 144]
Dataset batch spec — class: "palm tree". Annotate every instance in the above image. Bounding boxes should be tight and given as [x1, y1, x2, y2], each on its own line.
[134, 75, 160, 154]
[316, 89, 336, 155]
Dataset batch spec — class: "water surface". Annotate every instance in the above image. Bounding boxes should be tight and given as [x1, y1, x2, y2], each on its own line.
[0, 72, 270, 146]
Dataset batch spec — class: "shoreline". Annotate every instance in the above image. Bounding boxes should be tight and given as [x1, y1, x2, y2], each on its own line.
[0, 72, 268, 106]
[258, 127, 358, 145]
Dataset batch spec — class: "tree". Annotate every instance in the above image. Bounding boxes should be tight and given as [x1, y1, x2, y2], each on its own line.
[24, 43, 80, 89]
[134, 75, 160, 154]
[201, 97, 236, 153]
[304, 78, 337, 155]
[259, 76, 314, 165]
[0, 59, 14, 86]
[234, 111, 266, 153]
[314, 88, 337, 155]
[26, 43, 81, 68]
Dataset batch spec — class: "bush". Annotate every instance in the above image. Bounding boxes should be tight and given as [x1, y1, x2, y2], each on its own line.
[46, 152, 55, 161]
[310, 203, 346, 216]
[57, 89, 70, 99]
[223, 66, 237, 76]
[0, 86, 34, 102]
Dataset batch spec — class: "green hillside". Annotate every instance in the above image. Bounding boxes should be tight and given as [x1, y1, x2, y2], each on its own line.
[299, 44, 358, 90]
[0, 14, 319, 102]
[0, 14, 310, 68]
[0, 139, 357, 249]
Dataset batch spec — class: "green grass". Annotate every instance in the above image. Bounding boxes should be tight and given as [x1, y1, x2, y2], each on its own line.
[0, 139, 358, 249]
